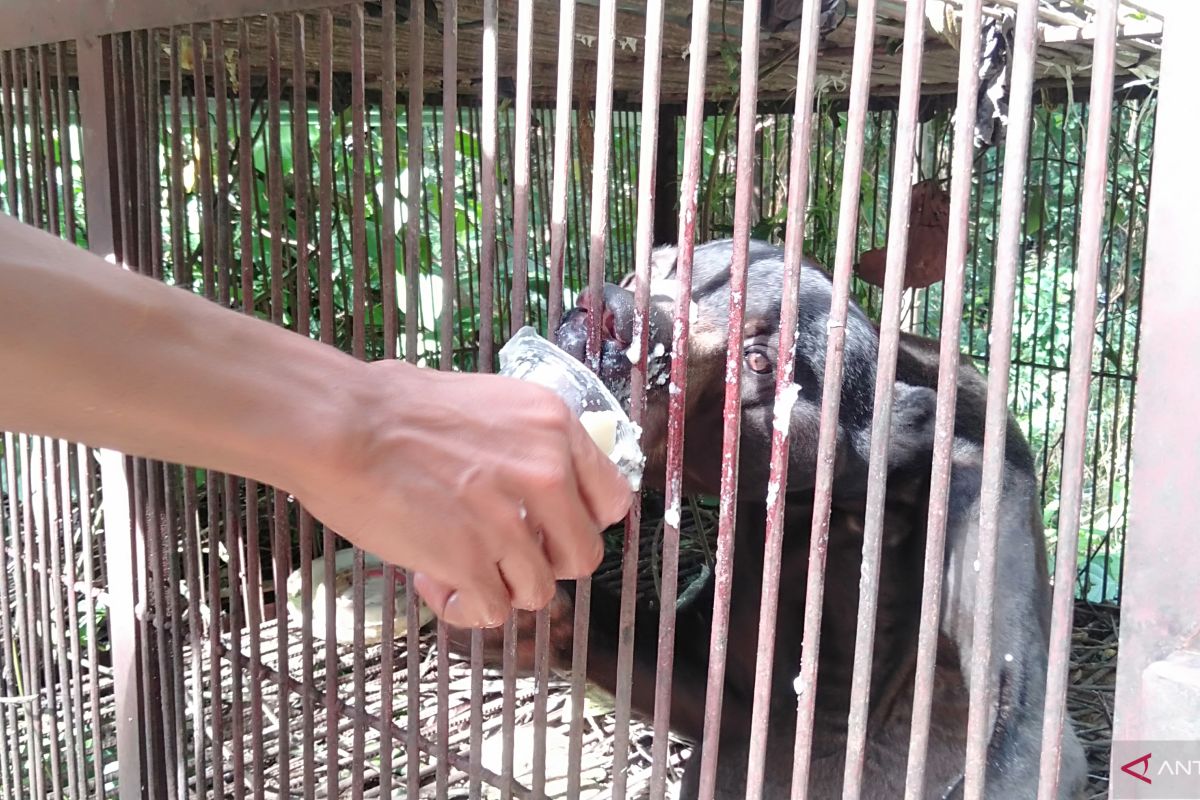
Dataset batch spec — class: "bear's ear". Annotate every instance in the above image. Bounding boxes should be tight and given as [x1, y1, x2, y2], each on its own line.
[887, 382, 938, 469]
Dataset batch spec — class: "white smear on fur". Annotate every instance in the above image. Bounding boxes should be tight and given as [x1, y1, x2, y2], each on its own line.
[690, 300, 699, 327]
[626, 331, 642, 364]
[773, 383, 802, 434]
[973, 559, 982, 572]
[663, 506, 681, 529]
[653, 343, 666, 359]
[1004, 653, 1014, 663]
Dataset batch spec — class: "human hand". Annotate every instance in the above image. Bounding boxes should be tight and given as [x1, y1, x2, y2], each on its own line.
[292, 360, 633, 629]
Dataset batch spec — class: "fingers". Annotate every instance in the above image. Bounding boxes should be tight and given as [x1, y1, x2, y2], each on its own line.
[566, 415, 634, 527]
[414, 564, 509, 629]
[516, 469, 605, 580]
[497, 536, 558, 610]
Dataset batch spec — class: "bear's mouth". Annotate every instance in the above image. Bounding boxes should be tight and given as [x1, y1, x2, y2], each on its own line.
[553, 284, 674, 405]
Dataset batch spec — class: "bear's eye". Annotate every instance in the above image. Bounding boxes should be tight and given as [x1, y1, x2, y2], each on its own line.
[744, 346, 773, 375]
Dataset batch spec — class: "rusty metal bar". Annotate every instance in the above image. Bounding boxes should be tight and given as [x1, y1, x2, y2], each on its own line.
[317, 10, 340, 797]
[30, 437, 63, 800]
[233, 18, 266, 799]
[0, 56, 16, 216]
[498, 2, 535, 797]
[841, 2, 929, 794]
[205, 43, 233, 794]
[25, 49, 44, 230]
[509, 0, 533, 335]
[348, 7, 369, 798]
[144, 459, 175, 800]
[17, 434, 46, 800]
[377, 0, 399, 790]
[75, 442, 104, 799]
[263, 17, 296, 790]
[403, 0, 425, 787]
[212, 21, 233, 308]
[76, 30, 142, 800]
[790, 0, 881, 791]
[436, 1, 459, 793]
[741, 2, 822, 798]
[533, 0, 575, 787]
[647, 0, 712, 794]
[404, 2, 423, 364]
[0, 434, 21, 798]
[693, 0, 762, 795]
[192, 23, 216, 300]
[478, 0, 498, 374]
[288, 12, 317, 798]
[962, 1, 1039, 797]
[11, 51, 33, 226]
[901, 2, 985, 798]
[37, 46, 58, 236]
[1036, 2, 1118, 797]
[467, 1, 500, 796]
[1111, 0, 1200, 747]
[51, 440, 82, 798]
[609, 2, 664, 798]
[568, 0, 619, 794]
[0, 436, 19, 797]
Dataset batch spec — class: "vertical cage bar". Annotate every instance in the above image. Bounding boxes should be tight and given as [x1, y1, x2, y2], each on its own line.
[317, 11, 340, 797]
[31, 437, 63, 800]
[840, 2, 928, 794]
[901, 2, 984, 798]
[477, 0, 498, 374]
[962, 1, 1039, 797]
[37, 46, 58, 236]
[535, 0, 575, 785]
[403, 0, 424, 788]
[509, 0, 533, 335]
[468, 0, 500, 796]
[289, 13, 318, 799]
[571, 0, 619, 794]
[789, 2, 880, 794]
[11, 51, 33, 225]
[212, 22, 233, 309]
[263, 17, 295, 790]
[5, 434, 35, 800]
[694, 0, 762, 795]
[18, 434, 46, 800]
[235, 19, 266, 800]
[740, 2, 822, 798]
[50, 440, 81, 799]
[144, 460, 176, 800]
[0, 55, 17, 216]
[348, 7, 369, 798]
[1037, 2, 1118, 797]
[436, 0, 459, 793]
[54, 43, 76, 242]
[76, 443, 103, 799]
[191, 23, 216, 300]
[648, 0, 713, 793]
[25, 49, 43, 229]
[498, 0, 535, 795]
[377, 0, 399, 792]
[404, 0, 423, 364]
[609, 1, 664, 796]
[380, 0, 398, 365]
[0, 439, 18, 799]
[76, 30, 142, 800]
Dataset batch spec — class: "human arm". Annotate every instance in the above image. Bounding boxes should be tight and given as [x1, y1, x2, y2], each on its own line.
[0, 212, 631, 628]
